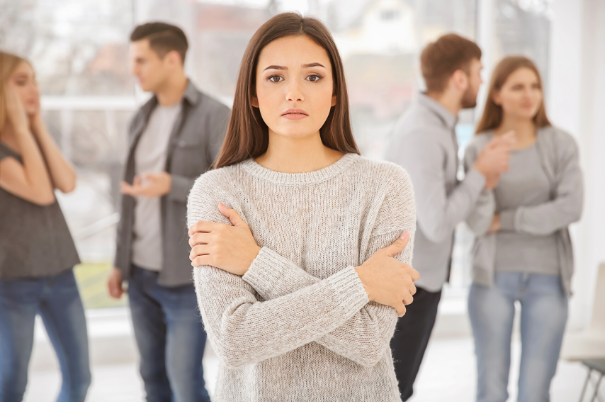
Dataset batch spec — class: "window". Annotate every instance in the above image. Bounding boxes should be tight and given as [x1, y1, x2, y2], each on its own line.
[1, 0, 552, 307]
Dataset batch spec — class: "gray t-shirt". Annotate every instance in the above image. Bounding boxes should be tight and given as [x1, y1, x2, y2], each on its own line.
[131, 103, 181, 271]
[494, 143, 559, 275]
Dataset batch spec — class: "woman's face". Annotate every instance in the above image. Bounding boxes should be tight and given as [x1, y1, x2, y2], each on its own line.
[493, 67, 543, 121]
[9, 61, 40, 117]
[253, 35, 336, 140]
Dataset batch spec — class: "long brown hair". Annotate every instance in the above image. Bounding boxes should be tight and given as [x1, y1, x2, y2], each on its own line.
[0, 51, 28, 131]
[214, 13, 359, 169]
[475, 56, 551, 134]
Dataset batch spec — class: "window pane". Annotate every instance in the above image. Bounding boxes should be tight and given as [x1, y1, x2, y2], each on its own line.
[0, 0, 135, 96]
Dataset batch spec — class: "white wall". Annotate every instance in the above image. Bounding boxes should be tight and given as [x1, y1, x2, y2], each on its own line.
[549, 0, 605, 330]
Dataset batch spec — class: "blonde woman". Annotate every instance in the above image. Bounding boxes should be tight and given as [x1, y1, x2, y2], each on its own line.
[464, 56, 583, 402]
[0, 51, 90, 402]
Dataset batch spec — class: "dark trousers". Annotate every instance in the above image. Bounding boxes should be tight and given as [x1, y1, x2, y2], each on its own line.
[128, 265, 210, 402]
[390, 286, 442, 401]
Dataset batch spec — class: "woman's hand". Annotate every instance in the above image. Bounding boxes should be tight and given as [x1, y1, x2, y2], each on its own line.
[488, 214, 501, 233]
[5, 85, 29, 133]
[355, 231, 420, 317]
[188, 203, 261, 276]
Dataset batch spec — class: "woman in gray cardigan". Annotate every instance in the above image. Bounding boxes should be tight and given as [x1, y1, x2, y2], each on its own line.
[464, 56, 583, 402]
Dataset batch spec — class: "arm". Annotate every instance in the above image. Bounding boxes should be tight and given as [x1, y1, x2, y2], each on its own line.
[0, 87, 54, 205]
[463, 144, 496, 236]
[388, 131, 485, 243]
[499, 137, 583, 235]
[242, 172, 416, 366]
[188, 172, 414, 368]
[30, 114, 76, 193]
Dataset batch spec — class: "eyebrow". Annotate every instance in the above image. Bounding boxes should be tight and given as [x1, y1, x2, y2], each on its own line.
[263, 62, 326, 71]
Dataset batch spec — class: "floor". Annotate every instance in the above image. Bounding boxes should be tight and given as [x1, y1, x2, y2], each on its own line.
[24, 337, 589, 402]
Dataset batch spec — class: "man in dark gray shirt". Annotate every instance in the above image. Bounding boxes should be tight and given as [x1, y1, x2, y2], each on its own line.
[384, 34, 513, 401]
[106, 23, 229, 402]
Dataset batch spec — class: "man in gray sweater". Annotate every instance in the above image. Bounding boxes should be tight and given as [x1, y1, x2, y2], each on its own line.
[106, 23, 230, 402]
[384, 34, 513, 400]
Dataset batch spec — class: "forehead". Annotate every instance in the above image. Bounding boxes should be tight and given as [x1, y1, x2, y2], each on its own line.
[507, 67, 539, 83]
[257, 35, 331, 70]
[11, 61, 34, 77]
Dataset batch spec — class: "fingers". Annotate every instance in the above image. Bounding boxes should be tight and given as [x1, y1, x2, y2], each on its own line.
[107, 277, 123, 299]
[188, 232, 212, 247]
[189, 244, 210, 261]
[218, 203, 247, 227]
[188, 221, 223, 236]
[382, 231, 410, 257]
[394, 303, 407, 317]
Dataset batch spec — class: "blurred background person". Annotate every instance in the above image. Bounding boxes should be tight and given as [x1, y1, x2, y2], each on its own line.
[464, 56, 583, 402]
[105, 22, 229, 402]
[0, 51, 90, 402]
[383, 34, 514, 400]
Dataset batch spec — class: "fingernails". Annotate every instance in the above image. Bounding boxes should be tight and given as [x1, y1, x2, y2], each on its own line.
[400, 231, 409, 240]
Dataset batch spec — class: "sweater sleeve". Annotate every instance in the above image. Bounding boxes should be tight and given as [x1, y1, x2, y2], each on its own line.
[386, 130, 485, 243]
[188, 172, 370, 369]
[242, 167, 416, 367]
[499, 132, 583, 235]
[463, 140, 496, 236]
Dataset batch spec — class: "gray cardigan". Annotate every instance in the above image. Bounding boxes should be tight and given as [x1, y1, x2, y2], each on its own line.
[463, 126, 583, 295]
[114, 81, 230, 287]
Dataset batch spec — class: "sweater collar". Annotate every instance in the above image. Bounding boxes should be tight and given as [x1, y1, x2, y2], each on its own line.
[240, 153, 359, 186]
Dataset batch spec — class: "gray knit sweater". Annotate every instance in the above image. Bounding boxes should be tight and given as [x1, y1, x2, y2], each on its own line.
[186, 153, 416, 402]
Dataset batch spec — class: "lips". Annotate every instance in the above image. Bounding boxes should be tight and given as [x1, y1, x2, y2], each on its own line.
[282, 108, 308, 120]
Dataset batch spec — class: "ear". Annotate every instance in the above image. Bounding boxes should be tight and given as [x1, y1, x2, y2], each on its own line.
[452, 70, 469, 91]
[492, 90, 502, 106]
[331, 95, 337, 107]
[251, 96, 259, 108]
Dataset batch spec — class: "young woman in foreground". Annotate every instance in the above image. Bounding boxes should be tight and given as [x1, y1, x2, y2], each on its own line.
[187, 13, 419, 401]
[0, 52, 90, 402]
[464, 56, 583, 402]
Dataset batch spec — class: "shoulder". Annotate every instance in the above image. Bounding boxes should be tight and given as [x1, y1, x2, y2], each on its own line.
[545, 125, 578, 147]
[187, 163, 244, 226]
[540, 125, 580, 159]
[195, 91, 231, 115]
[353, 157, 414, 196]
[189, 164, 241, 197]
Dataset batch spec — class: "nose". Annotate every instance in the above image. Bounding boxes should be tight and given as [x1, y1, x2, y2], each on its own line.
[285, 80, 304, 102]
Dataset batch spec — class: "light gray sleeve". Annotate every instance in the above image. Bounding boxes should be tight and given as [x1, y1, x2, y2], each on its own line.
[386, 130, 485, 243]
[188, 174, 370, 369]
[243, 168, 415, 367]
[463, 142, 496, 236]
[499, 135, 583, 235]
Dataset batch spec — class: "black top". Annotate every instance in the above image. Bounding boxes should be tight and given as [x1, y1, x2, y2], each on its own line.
[0, 141, 80, 279]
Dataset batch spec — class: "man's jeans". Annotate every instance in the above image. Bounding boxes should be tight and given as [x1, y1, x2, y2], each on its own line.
[468, 272, 568, 402]
[0, 270, 91, 402]
[128, 265, 210, 402]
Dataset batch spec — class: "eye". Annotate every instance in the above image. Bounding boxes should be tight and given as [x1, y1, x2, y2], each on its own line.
[268, 75, 284, 83]
[306, 74, 322, 82]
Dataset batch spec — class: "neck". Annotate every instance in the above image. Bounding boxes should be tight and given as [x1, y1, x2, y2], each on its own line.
[426, 90, 462, 117]
[496, 115, 536, 140]
[155, 72, 188, 106]
[255, 131, 344, 173]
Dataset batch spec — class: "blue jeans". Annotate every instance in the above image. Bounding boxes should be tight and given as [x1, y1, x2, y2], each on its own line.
[468, 272, 568, 402]
[0, 269, 91, 402]
[128, 265, 210, 402]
